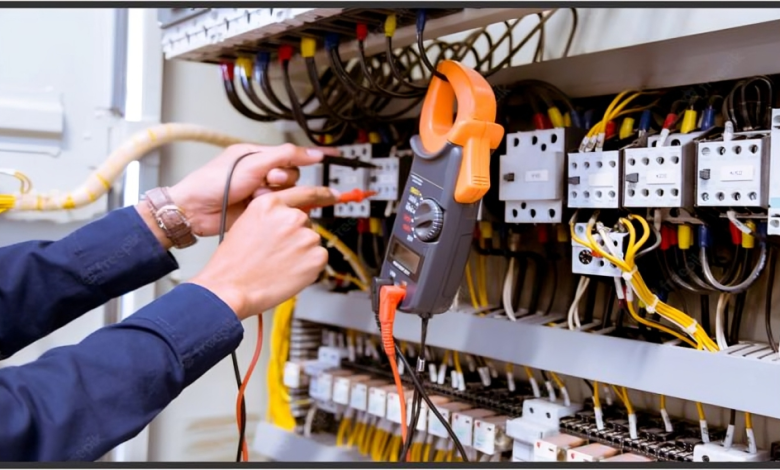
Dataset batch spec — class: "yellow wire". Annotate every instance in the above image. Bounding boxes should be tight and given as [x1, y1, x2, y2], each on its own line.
[626, 299, 698, 348]
[524, 366, 534, 381]
[336, 418, 352, 447]
[696, 402, 706, 421]
[423, 443, 432, 462]
[660, 395, 666, 410]
[593, 380, 601, 408]
[745, 412, 753, 429]
[434, 450, 445, 462]
[314, 224, 370, 288]
[453, 352, 463, 375]
[465, 262, 480, 310]
[477, 255, 489, 307]
[549, 372, 565, 390]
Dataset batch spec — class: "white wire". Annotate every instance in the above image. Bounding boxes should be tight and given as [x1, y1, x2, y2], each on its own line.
[715, 293, 730, 350]
[567, 276, 589, 330]
[303, 403, 318, 438]
[502, 257, 518, 321]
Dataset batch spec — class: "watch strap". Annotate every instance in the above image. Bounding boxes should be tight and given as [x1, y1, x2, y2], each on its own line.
[143, 187, 197, 249]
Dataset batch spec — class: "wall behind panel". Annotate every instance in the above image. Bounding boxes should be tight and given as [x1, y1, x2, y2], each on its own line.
[0, 9, 122, 367]
[147, 58, 286, 461]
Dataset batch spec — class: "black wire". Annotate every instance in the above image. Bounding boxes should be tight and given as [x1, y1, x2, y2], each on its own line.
[399, 317, 428, 461]
[601, 284, 615, 330]
[220, 152, 257, 462]
[416, 31, 447, 81]
[394, 343, 469, 462]
[385, 37, 428, 91]
[766, 247, 778, 353]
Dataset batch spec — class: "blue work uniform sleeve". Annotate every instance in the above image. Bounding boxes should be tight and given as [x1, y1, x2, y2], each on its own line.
[0, 283, 244, 461]
[0, 206, 178, 358]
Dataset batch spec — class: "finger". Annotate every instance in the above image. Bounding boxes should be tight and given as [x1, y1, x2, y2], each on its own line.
[258, 143, 332, 171]
[266, 167, 300, 187]
[273, 185, 340, 209]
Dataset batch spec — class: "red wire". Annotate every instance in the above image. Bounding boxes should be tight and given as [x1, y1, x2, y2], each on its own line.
[235, 318, 264, 462]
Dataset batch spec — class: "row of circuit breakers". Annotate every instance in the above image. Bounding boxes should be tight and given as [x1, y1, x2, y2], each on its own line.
[305, 109, 780, 233]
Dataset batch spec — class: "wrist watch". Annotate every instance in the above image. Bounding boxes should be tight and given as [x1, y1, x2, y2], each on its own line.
[143, 187, 197, 249]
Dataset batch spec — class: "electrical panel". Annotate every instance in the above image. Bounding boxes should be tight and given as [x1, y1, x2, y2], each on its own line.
[499, 128, 583, 223]
[695, 135, 770, 208]
[566, 151, 622, 209]
[622, 131, 703, 209]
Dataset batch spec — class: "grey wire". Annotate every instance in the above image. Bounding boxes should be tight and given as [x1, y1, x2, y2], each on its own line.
[636, 224, 662, 259]
[700, 244, 768, 293]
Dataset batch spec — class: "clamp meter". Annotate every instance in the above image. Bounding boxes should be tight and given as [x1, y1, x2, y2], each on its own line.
[374, 60, 504, 317]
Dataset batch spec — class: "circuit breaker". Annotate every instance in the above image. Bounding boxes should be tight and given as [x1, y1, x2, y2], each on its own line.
[367, 157, 400, 201]
[622, 131, 703, 209]
[499, 129, 583, 223]
[768, 109, 780, 235]
[330, 143, 372, 217]
[571, 223, 628, 277]
[695, 135, 770, 208]
[567, 150, 622, 209]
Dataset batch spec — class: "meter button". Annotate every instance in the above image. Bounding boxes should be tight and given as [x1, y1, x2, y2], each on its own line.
[413, 199, 444, 242]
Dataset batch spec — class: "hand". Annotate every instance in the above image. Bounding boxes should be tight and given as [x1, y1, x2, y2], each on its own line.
[168, 143, 340, 237]
[189, 186, 338, 320]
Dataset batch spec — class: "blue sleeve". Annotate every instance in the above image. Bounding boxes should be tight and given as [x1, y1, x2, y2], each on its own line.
[0, 283, 244, 461]
[0, 206, 178, 358]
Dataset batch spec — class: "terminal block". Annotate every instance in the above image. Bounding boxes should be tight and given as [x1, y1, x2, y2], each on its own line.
[571, 223, 628, 277]
[695, 135, 770, 208]
[768, 109, 780, 234]
[567, 150, 622, 209]
[499, 128, 583, 223]
[622, 131, 703, 209]
[330, 143, 372, 218]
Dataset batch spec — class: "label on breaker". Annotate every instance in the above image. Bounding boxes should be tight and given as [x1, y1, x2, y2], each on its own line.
[283, 362, 302, 388]
[721, 165, 755, 182]
[452, 413, 475, 447]
[333, 377, 351, 405]
[646, 170, 679, 184]
[407, 399, 428, 431]
[350, 383, 369, 411]
[428, 408, 451, 438]
[473, 421, 497, 455]
[525, 170, 549, 182]
[368, 387, 388, 417]
[386, 392, 404, 423]
[588, 172, 614, 187]
[317, 373, 334, 401]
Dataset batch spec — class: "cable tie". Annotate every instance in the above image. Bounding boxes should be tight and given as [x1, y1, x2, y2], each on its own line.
[621, 266, 638, 281]
[646, 295, 660, 314]
[685, 320, 699, 335]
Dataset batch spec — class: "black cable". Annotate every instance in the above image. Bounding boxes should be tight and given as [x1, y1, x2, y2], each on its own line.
[399, 317, 428, 461]
[394, 344, 469, 462]
[582, 276, 598, 325]
[220, 151, 258, 462]
[356, 40, 425, 99]
[766, 247, 778, 353]
[601, 284, 615, 330]
[386, 37, 428, 91]
[220, 64, 276, 122]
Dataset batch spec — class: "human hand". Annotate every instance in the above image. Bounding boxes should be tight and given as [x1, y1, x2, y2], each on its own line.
[168, 143, 340, 238]
[189, 185, 338, 320]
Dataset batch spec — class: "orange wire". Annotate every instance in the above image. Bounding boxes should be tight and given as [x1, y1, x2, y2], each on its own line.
[388, 356, 409, 447]
[235, 317, 264, 462]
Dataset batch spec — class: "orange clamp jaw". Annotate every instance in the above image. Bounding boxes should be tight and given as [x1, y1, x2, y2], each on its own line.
[419, 61, 504, 204]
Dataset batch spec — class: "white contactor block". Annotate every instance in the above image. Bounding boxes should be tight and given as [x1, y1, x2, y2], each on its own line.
[350, 379, 388, 412]
[332, 374, 371, 406]
[368, 157, 400, 201]
[452, 408, 496, 448]
[696, 136, 769, 208]
[623, 131, 702, 209]
[499, 129, 582, 223]
[297, 163, 324, 218]
[473, 416, 511, 456]
[428, 402, 472, 439]
[567, 443, 620, 462]
[768, 109, 780, 234]
[567, 150, 622, 208]
[331, 143, 372, 217]
[533, 433, 587, 462]
[571, 223, 628, 277]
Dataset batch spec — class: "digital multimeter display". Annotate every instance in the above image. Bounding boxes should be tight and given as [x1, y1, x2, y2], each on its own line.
[389, 239, 421, 275]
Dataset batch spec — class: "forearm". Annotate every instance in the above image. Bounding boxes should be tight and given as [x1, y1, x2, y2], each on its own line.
[0, 283, 243, 461]
[0, 207, 178, 358]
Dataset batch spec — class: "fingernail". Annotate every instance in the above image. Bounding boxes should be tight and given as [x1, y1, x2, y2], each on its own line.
[329, 188, 341, 198]
[306, 148, 324, 159]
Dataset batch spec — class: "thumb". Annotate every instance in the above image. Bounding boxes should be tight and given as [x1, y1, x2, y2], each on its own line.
[273, 186, 340, 209]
